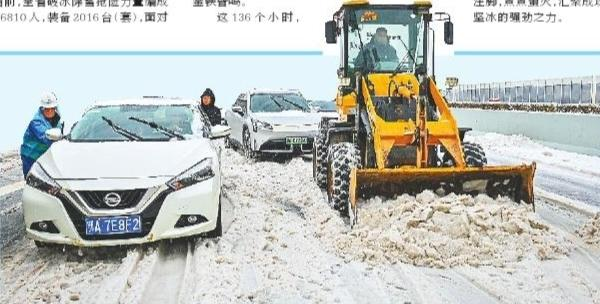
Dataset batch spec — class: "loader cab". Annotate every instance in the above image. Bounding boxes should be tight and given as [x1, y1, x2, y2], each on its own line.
[325, 1, 453, 81]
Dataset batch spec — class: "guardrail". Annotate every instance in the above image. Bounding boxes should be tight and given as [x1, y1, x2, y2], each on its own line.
[450, 75, 600, 105]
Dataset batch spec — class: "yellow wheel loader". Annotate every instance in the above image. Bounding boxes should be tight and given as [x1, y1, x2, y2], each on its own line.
[312, 0, 536, 226]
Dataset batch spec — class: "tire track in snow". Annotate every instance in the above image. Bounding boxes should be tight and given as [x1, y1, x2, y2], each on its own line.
[85, 247, 144, 304]
[536, 200, 600, 294]
[140, 240, 190, 304]
[0, 181, 24, 197]
[449, 269, 506, 304]
[391, 263, 505, 304]
[176, 240, 197, 304]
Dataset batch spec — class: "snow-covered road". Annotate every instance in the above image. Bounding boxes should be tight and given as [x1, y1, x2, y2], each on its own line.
[1, 134, 599, 304]
[468, 132, 600, 208]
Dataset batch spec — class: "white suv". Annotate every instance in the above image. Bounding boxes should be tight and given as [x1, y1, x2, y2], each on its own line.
[224, 89, 321, 158]
[22, 97, 231, 247]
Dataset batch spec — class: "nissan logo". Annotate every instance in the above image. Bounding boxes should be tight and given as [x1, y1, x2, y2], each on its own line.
[104, 192, 122, 207]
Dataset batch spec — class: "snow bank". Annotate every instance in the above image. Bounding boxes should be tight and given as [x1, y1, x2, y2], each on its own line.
[319, 191, 571, 268]
[577, 214, 600, 245]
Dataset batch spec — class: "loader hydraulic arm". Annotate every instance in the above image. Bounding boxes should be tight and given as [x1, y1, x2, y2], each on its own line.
[359, 74, 466, 169]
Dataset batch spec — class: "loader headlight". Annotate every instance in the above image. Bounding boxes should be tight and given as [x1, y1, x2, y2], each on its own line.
[167, 158, 215, 191]
[252, 119, 273, 132]
[26, 163, 61, 196]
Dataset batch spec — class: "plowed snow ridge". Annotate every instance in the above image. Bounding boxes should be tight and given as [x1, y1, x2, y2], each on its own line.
[578, 214, 600, 245]
[326, 192, 571, 268]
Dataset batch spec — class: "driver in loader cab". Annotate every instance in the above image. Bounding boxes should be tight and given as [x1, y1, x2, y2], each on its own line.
[199, 88, 222, 126]
[20, 92, 62, 177]
[354, 27, 399, 70]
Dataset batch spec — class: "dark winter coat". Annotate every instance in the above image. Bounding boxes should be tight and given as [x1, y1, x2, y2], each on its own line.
[200, 88, 222, 126]
[354, 39, 399, 70]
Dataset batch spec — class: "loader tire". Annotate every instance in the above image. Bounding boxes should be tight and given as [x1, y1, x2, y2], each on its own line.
[313, 126, 328, 189]
[327, 143, 360, 218]
[463, 142, 487, 167]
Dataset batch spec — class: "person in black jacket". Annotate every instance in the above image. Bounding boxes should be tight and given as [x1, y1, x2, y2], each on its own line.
[354, 27, 399, 70]
[199, 88, 222, 126]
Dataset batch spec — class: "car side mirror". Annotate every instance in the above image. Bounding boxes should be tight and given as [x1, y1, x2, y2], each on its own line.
[232, 106, 244, 115]
[444, 21, 454, 45]
[210, 125, 231, 140]
[325, 20, 338, 44]
[45, 128, 63, 142]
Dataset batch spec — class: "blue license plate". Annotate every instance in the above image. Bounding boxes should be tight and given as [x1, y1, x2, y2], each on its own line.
[85, 215, 142, 235]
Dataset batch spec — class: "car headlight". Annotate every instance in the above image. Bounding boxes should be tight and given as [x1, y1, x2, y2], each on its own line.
[167, 158, 215, 191]
[252, 119, 273, 132]
[26, 163, 61, 196]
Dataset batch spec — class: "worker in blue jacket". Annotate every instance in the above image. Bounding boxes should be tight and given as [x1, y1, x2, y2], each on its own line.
[20, 92, 63, 177]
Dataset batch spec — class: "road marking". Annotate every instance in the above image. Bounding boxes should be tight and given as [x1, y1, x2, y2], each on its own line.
[0, 181, 24, 197]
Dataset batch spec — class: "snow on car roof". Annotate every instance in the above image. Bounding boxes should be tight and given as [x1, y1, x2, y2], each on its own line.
[249, 88, 303, 95]
[93, 97, 197, 107]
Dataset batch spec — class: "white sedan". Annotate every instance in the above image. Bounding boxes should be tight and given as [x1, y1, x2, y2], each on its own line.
[224, 89, 321, 158]
[22, 97, 231, 247]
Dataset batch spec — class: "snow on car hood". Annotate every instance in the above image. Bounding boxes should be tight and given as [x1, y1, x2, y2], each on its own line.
[252, 111, 321, 126]
[39, 139, 215, 179]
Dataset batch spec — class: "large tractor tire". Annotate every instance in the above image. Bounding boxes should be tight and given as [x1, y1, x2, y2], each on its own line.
[327, 143, 360, 225]
[463, 142, 487, 167]
[312, 123, 329, 189]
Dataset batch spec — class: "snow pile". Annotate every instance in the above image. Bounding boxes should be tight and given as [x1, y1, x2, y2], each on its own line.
[322, 191, 571, 268]
[0, 238, 128, 304]
[577, 214, 600, 245]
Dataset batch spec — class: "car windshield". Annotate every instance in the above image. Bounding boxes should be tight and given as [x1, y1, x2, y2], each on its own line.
[348, 8, 425, 74]
[310, 101, 337, 112]
[250, 94, 310, 113]
[70, 104, 197, 142]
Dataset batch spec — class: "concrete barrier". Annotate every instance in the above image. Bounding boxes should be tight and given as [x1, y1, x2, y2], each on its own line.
[453, 109, 600, 157]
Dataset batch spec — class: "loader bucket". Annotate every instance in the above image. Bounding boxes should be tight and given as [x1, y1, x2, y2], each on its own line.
[349, 163, 536, 211]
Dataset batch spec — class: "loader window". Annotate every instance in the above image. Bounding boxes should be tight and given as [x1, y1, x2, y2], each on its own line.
[347, 8, 425, 75]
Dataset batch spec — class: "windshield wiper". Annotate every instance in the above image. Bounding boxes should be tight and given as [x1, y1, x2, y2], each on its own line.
[393, 35, 418, 76]
[350, 11, 372, 74]
[269, 96, 285, 110]
[128, 117, 185, 140]
[275, 96, 306, 111]
[101, 116, 144, 141]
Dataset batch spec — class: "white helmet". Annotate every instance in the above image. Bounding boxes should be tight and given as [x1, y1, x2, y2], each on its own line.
[40, 92, 58, 109]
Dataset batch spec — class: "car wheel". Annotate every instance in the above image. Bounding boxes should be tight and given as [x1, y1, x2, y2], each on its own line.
[243, 128, 256, 159]
[34, 240, 48, 248]
[205, 200, 222, 238]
